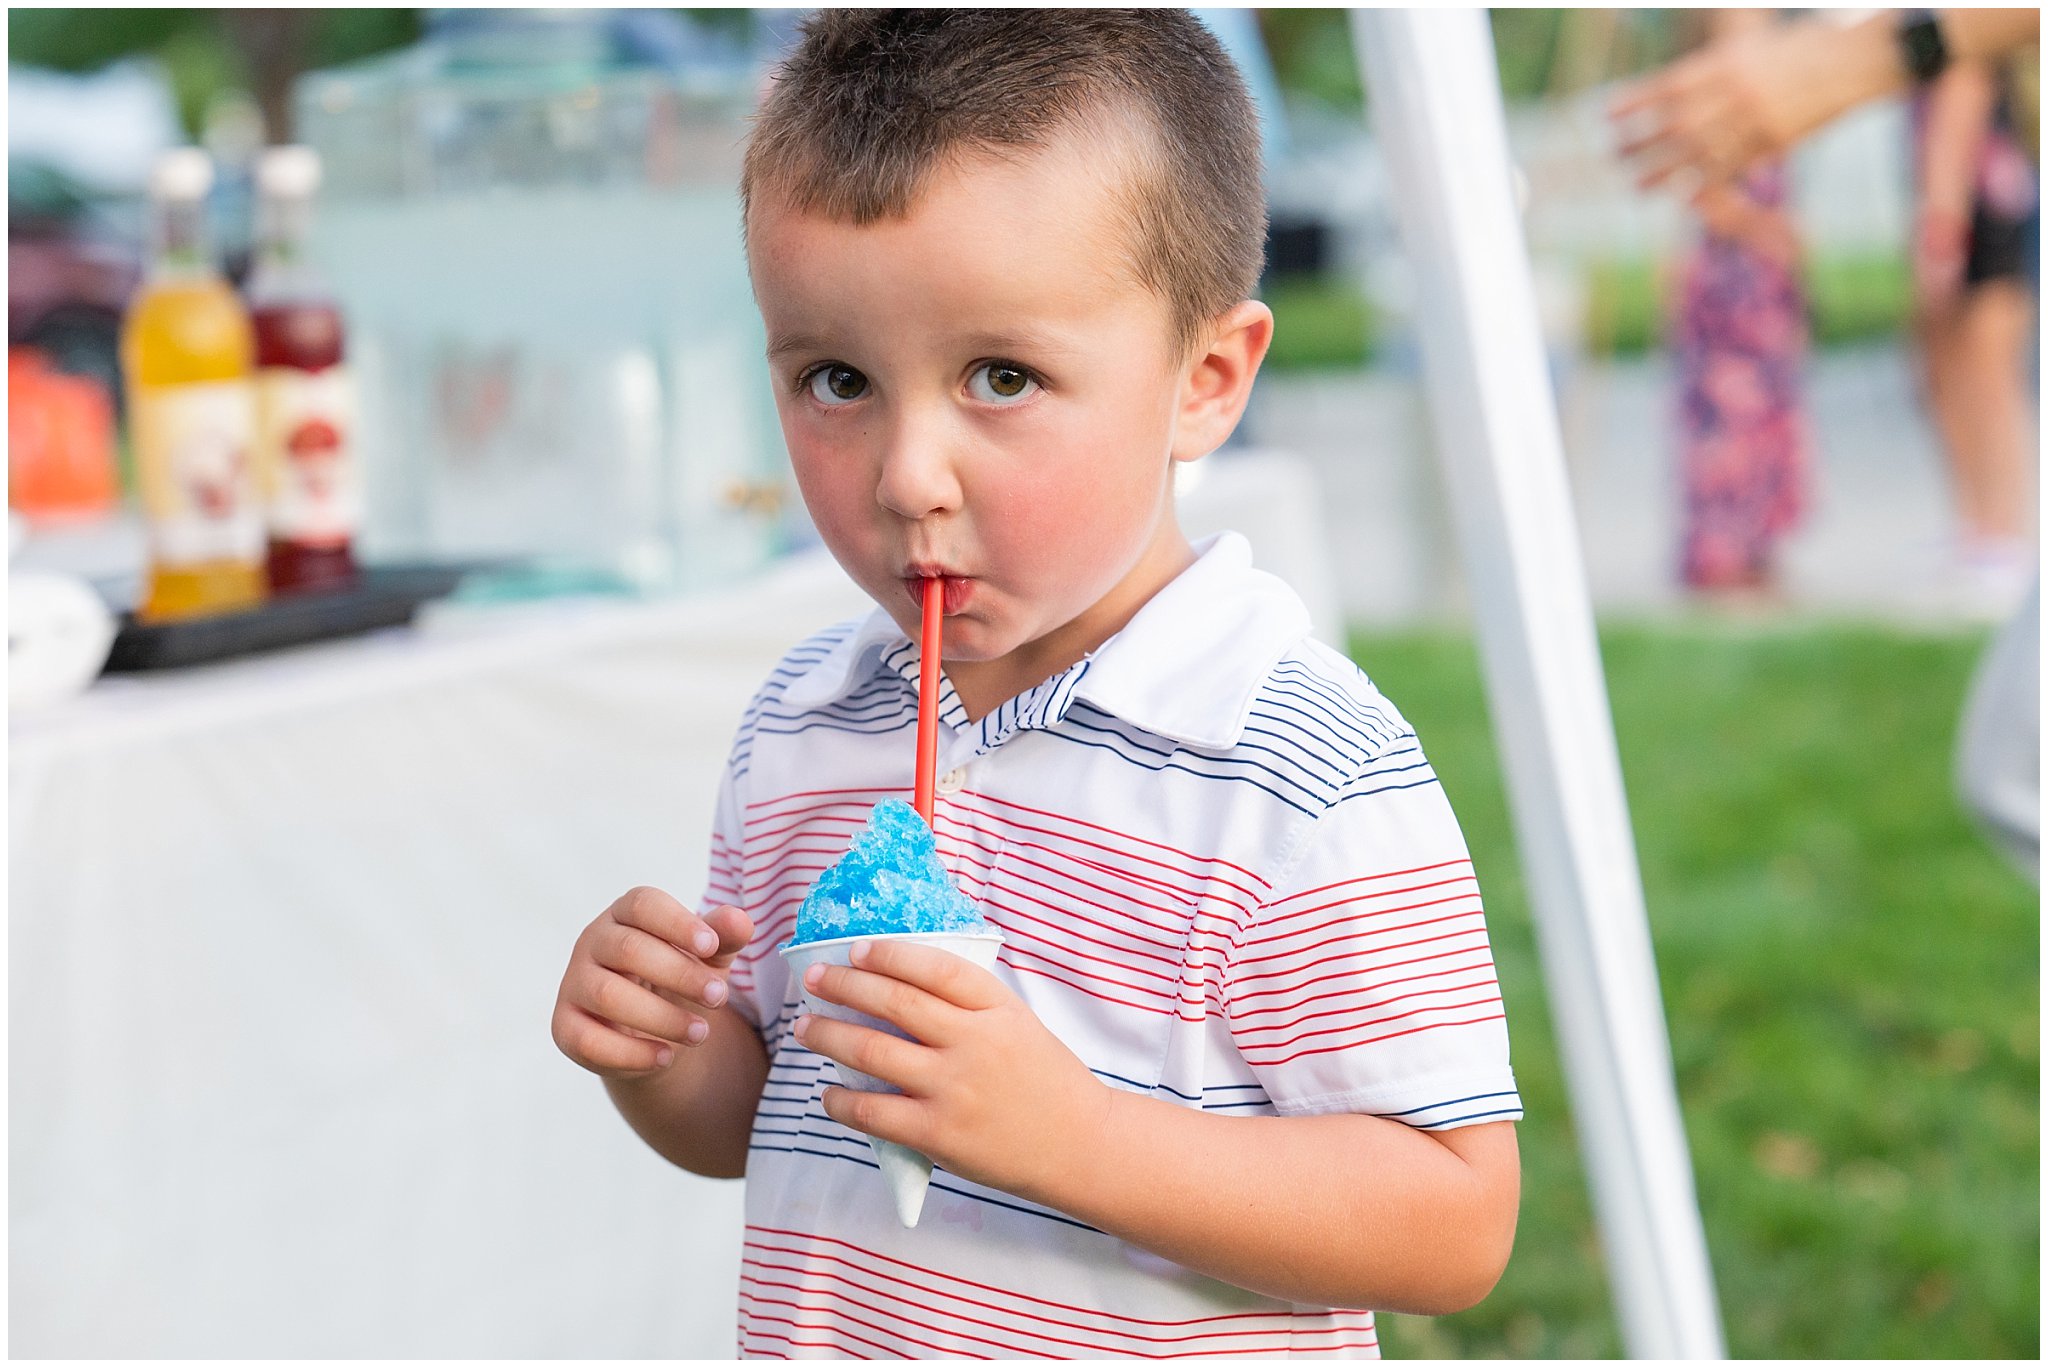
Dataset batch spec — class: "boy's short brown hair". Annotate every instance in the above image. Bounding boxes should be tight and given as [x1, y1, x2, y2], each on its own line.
[742, 8, 1267, 355]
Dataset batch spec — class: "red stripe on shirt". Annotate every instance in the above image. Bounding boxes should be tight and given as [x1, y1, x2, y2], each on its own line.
[1239, 1008, 1508, 1067]
[1225, 952, 1501, 1021]
[743, 1255, 1368, 1355]
[1228, 976, 1503, 1043]
[1259, 858, 1472, 914]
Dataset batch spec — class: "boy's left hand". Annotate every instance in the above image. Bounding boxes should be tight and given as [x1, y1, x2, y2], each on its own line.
[794, 939, 1112, 1202]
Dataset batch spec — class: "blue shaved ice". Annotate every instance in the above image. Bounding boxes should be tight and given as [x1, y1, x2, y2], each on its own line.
[787, 799, 987, 945]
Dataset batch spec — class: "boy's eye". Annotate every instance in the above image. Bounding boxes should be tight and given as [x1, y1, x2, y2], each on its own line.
[807, 364, 869, 405]
[968, 362, 1038, 405]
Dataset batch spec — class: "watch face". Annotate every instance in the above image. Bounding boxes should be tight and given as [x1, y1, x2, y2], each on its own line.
[1899, 10, 1949, 84]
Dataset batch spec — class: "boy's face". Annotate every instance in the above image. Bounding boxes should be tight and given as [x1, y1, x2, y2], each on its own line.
[748, 132, 1228, 708]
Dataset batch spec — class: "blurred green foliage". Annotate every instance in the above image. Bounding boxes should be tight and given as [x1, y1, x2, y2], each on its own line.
[1260, 8, 1683, 117]
[1489, 8, 1568, 103]
[1583, 256, 1667, 356]
[1807, 253, 1917, 349]
[1584, 252, 1916, 357]
[7, 8, 421, 135]
[1263, 277, 1378, 372]
[1257, 9, 1364, 116]
[1351, 622, 2038, 1358]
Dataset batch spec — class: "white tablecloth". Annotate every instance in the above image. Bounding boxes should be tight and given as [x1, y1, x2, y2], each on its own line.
[8, 450, 1334, 1356]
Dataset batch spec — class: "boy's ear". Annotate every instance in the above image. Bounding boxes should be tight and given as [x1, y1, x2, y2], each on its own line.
[1171, 299, 1275, 464]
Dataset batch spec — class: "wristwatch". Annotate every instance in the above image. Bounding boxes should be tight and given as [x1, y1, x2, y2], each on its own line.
[1896, 9, 1951, 84]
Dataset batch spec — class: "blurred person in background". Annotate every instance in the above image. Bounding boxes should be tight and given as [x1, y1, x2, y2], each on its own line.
[1908, 53, 2039, 619]
[1614, 8, 2040, 882]
[1668, 9, 1815, 605]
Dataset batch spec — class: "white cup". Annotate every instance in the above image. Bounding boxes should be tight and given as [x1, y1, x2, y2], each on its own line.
[777, 930, 1004, 1227]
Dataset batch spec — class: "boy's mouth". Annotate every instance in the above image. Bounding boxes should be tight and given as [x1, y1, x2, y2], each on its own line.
[902, 573, 973, 616]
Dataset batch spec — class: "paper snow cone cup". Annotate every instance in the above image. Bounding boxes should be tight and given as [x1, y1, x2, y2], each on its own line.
[778, 929, 1004, 1228]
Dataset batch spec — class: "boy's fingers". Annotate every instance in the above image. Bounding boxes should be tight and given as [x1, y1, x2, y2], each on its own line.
[847, 938, 1005, 1010]
[701, 904, 756, 967]
[555, 1004, 676, 1076]
[596, 922, 729, 1009]
[794, 1015, 934, 1094]
[819, 1084, 930, 1153]
[608, 885, 725, 960]
[579, 966, 708, 1048]
[802, 962, 951, 1042]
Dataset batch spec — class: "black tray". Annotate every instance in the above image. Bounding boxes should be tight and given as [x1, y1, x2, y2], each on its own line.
[104, 565, 470, 672]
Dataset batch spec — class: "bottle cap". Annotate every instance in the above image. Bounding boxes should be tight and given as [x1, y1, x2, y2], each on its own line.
[256, 145, 322, 199]
[150, 148, 214, 202]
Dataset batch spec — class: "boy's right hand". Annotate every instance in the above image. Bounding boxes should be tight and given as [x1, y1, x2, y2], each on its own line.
[552, 886, 754, 1079]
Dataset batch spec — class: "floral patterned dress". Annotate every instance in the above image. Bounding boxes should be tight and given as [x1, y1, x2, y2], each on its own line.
[1671, 163, 1813, 590]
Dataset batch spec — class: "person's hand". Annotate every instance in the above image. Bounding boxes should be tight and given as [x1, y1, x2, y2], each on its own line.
[793, 938, 1114, 1200]
[1913, 207, 1972, 316]
[1611, 18, 1881, 199]
[1690, 179, 1756, 240]
[552, 886, 754, 1079]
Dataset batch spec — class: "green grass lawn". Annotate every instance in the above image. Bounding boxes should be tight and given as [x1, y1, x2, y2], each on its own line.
[1346, 622, 2039, 1358]
[1263, 250, 1912, 373]
[1263, 276, 1378, 371]
[1582, 252, 1914, 358]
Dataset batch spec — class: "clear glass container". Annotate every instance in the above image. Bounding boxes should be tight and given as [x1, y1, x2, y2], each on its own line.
[292, 9, 790, 595]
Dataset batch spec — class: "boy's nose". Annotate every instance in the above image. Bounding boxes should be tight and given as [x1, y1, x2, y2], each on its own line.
[874, 414, 965, 521]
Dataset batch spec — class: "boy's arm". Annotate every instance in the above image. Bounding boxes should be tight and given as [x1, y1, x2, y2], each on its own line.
[802, 944, 1518, 1312]
[563, 759, 769, 1178]
[1049, 1096, 1517, 1314]
[799, 747, 1522, 1311]
[605, 999, 769, 1179]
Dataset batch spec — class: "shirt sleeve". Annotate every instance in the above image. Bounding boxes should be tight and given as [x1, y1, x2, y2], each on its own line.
[1220, 755, 1522, 1130]
[698, 757, 764, 1030]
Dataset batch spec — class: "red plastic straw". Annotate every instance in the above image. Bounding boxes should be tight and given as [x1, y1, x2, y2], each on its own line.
[913, 578, 942, 824]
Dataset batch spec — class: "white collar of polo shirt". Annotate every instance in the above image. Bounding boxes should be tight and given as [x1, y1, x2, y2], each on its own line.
[778, 532, 1314, 751]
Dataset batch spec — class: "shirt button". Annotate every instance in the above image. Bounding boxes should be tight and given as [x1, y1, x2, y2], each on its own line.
[936, 767, 967, 794]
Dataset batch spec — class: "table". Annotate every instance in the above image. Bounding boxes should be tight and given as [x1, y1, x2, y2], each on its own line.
[8, 450, 1335, 1355]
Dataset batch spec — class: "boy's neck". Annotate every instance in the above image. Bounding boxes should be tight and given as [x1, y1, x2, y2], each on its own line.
[942, 515, 1197, 724]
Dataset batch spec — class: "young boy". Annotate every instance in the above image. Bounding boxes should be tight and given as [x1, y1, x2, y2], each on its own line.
[552, 11, 1521, 1358]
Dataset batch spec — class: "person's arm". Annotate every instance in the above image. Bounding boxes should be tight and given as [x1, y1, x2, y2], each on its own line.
[1944, 8, 2044, 64]
[604, 970, 770, 1178]
[1051, 1097, 1519, 1314]
[553, 766, 769, 1177]
[798, 943, 1518, 1311]
[1614, 9, 2040, 194]
[1691, 177, 1804, 267]
[1913, 62, 1999, 311]
[553, 887, 768, 1177]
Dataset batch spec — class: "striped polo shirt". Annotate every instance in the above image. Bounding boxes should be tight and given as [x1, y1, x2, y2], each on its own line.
[703, 532, 1522, 1360]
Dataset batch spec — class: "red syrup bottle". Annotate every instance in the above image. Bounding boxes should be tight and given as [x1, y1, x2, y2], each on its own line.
[248, 146, 361, 594]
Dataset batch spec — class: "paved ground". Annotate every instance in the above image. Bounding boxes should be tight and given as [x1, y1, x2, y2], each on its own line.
[1248, 343, 2036, 626]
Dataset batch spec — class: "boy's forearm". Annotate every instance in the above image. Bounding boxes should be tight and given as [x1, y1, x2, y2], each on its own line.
[604, 1007, 769, 1178]
[1030, 1094, 1519, 1315]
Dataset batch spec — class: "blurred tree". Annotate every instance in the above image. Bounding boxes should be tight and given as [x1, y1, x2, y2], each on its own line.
[1491, 8, 1567, 100]
[7, 8, 421, 140]
[1257, 9, 1363, 117]
[219, 10, 309, 144]
[1257, 9, 1685, 118]
[682, 8, 754, 43]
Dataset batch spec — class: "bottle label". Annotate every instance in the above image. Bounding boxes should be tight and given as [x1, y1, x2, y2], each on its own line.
[257, 365, 361, 546]
[132, 380, 264, 567]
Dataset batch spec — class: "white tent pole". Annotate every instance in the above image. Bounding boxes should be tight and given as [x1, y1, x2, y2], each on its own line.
[1349, 9, 1725, 1359]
